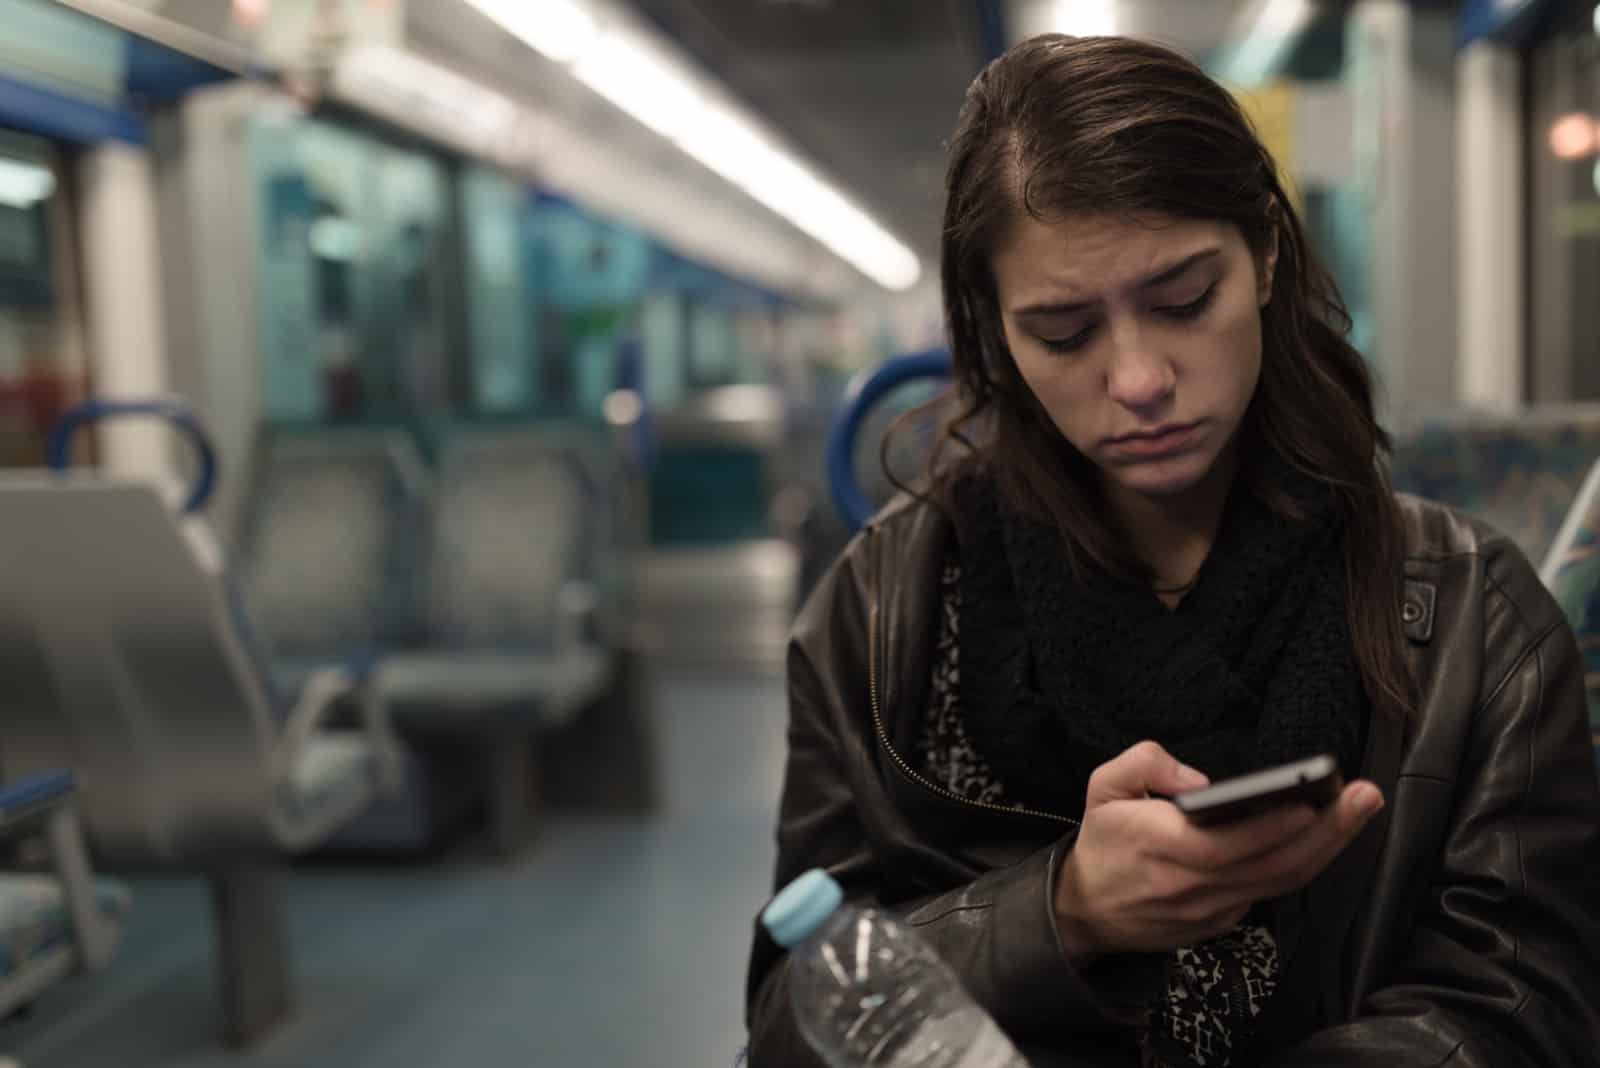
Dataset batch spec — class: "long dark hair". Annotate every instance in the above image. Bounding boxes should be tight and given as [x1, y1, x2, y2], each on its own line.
[897, 33, 1413, 722]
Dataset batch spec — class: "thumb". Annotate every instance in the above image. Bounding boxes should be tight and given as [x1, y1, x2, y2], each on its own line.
[1086, 741, 1210, 808]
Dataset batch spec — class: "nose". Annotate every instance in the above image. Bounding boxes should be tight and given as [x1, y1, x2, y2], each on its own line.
[1104, 327, 1175, 411]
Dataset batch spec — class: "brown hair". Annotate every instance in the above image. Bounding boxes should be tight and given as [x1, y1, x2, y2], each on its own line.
[897, 33, 1413, 722]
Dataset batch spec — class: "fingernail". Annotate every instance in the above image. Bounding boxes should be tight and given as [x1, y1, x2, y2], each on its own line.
[1353, 785, 1383, 816]
[1178, 765, 1209, 789]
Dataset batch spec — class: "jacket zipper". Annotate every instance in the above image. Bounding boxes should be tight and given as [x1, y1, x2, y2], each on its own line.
[865, 528, 1079, 829]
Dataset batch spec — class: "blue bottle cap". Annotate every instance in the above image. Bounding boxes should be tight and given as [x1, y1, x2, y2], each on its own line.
[762, 868, 844, 948]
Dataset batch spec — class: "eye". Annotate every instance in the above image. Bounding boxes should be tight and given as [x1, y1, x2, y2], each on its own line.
[1158, 284, 1217, 321]
[1037, 323, 1096, 354]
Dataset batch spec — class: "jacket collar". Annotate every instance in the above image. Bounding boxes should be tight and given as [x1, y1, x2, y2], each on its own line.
[866, 495, 950, 758]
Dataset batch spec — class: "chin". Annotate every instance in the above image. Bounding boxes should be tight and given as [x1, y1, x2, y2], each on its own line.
[1106, 450, 1219, 499]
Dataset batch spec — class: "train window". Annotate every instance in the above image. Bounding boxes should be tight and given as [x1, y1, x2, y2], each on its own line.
[1530, 6, 1600, 402]
[451, 166, 794, 427]
[0, 128, 88, 466]
[688, 303, 736, 388]
[530, 200, 653, 421]
[640, 291, 687, 411]
[460, 164, 532, 415]
[251, 115, 456, 425]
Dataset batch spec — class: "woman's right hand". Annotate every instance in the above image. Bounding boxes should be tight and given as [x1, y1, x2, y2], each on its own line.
[1053, 740, 1384, 961]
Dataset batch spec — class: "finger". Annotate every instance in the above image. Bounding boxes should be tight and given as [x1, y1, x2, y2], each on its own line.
[1087, 740, 1209, 808]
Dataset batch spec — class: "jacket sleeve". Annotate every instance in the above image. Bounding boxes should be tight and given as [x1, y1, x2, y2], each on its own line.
[743, 539, 1151, 1067]
[1264, 569, 1600, 1067]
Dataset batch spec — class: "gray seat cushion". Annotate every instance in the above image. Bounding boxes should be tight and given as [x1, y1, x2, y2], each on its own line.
[279, 734, 381, 824]
[1390, 417, 1600, 562]
[423, 449, 589, 650]
[375, 646, 611, 729]
[0, 875, 130, 977]
[235, 432, 428, 664]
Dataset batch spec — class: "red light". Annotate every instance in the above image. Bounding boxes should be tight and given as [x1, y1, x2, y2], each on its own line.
[232, 0, 268, 28]
[1550, 112, 1597, 160]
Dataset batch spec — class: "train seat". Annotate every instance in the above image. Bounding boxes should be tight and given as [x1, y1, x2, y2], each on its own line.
[0, 772, 126, 1020]
[1390, 407, 1600, 564]
[0, 473, 400, 1047]
[1540, 458, 1600, 773]
[232, 428, 486, 853]
[234, 428, 431, 697]
[375, 428, 617, 855]
[0, 876, 129, 1000]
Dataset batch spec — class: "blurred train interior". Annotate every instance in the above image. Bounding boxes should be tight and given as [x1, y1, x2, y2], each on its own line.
[0, 1, 1594, 1066]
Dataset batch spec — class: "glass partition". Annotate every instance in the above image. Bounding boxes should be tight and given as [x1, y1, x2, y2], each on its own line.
[0, 127, 87, 466]
[251, 113, 455, 427]
[1530, 5, 1600, 402]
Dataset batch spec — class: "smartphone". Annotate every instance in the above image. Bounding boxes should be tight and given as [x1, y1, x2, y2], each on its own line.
[1172, 754, 1342, 828]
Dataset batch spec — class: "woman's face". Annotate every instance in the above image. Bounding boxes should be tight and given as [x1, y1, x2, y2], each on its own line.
[992, 213, 1275, 503]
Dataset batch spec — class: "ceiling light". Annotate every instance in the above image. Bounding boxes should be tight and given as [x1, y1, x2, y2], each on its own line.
[0, 158, 56, 210]
[652, 79, 918, 289]
[1054, 0, 1117, 36]
[462, 0, 598, 64]
[571, 34, 704, 142]
[468, 1, 920, 290]
[1550, 112, 1597, 160]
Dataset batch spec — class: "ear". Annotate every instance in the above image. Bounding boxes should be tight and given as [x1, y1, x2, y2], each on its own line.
[1257, 219, 1281, 308]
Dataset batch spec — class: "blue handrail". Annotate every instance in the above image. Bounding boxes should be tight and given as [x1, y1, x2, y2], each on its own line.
[47, 397, 218, 514]
[826, 348, 953, 531]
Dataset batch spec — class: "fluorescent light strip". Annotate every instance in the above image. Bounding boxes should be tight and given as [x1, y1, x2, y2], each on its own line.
[571, 33, 703, 143]
[0, 157, 55, 209]
[1054, 0, 1118, 36]
[463, 0, 598, 63]
[466, 0, 921, 290]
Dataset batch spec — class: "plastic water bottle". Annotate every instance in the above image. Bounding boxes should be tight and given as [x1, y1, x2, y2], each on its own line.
[762, 869, 1030, 1068]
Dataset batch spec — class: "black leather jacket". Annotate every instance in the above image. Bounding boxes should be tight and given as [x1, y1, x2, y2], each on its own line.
[747, 492, 1600, 1067]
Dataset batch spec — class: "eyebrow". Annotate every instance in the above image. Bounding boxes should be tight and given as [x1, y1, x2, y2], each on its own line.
[1011, 247, 1223, 317]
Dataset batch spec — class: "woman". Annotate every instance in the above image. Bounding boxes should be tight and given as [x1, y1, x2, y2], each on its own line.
[745, 34, 1600, 1068]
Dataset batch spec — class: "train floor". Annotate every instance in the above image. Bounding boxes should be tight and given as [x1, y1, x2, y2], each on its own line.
[0, 666, 789, 1068]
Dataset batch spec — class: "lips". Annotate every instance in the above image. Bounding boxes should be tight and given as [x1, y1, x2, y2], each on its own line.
[1107, 421, 1199, 458]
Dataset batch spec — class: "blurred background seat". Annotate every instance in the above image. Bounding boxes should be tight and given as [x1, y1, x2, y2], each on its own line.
[641, 385, 799, 670]
[0, 473, 399, 1047]
[230, 426, 486, 856]
[1540, 458, 1600, 778]
[373, 427, 617, 855]
[0, 772, 126, 1022]
[1389, 408, 1600, 565]
[233, 427, 431, 700]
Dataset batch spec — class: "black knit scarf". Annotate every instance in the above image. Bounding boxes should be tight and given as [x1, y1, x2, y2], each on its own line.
[951, 462, 1366, 822]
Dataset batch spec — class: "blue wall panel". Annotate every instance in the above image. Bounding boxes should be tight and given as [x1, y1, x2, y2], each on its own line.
[0, 71, 143, 144]
[1457, 0, 1553, 47]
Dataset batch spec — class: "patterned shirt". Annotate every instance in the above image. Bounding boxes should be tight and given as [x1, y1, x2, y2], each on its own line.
[919, 558, 1280, 1068]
